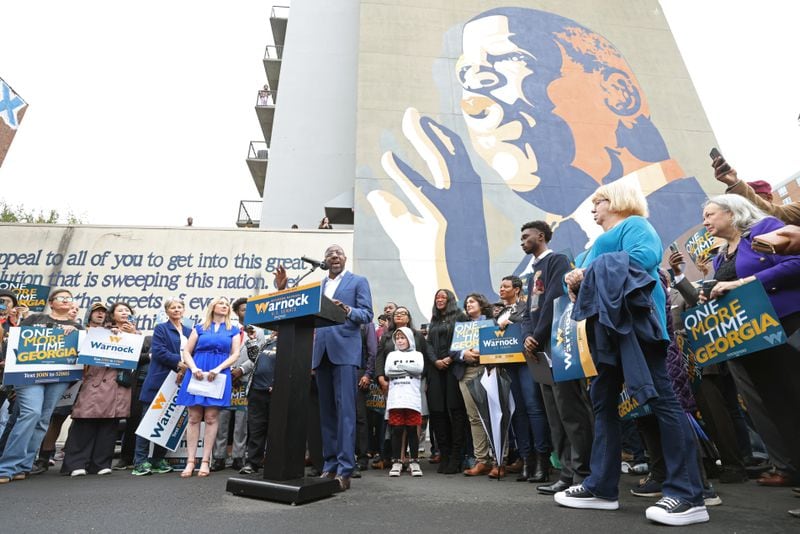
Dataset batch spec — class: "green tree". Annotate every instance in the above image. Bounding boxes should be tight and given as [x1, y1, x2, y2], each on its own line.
[0, 200, 84, 224]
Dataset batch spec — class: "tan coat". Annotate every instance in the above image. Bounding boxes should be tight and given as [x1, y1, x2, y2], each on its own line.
[71, 365, 132, 419]
[728, 180, 800, 225]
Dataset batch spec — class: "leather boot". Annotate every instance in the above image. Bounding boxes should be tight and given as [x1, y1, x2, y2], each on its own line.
[437, 455, 449, 474]
[443, 456, 461, 475]
[517, 454, 534, 482]
[529, 451, 550, 483]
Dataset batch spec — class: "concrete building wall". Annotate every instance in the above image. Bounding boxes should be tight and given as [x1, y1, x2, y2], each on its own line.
[259, 0, 360, 230]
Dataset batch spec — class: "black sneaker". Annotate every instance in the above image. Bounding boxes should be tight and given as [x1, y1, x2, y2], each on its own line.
[645, 496, 709, 526]
[112, 459, 133, 470]
[351, 464, 362, 479]
[239, 464, 257, 475]
[631, 474, 663, 497]
[29, 460, 49, 475]
[210, 459, 226, 472]
[231, 458, 244, 471]
[554, 484, 620, 510]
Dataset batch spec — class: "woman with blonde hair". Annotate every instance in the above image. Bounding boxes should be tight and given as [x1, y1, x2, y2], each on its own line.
[557, 180, 708, 526]
[175, 297, 241, 477]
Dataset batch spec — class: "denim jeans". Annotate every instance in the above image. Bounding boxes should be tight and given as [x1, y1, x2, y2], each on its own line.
[133, 402, 168, 465]
[582, 342, 703, 504]
[0, 382, 69, 477]
[508, 363, 552, 457]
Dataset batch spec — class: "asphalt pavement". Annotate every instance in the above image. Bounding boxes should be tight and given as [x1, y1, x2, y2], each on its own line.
[1, 459, 798, 533]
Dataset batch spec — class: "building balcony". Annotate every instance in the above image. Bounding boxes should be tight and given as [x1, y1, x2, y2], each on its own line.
[246, 141, 268, 196]
[236, 200, 262, 228]
[255, 89, 276, 146]
[270, 5, 289, 48]
[263, 45, 283, 93]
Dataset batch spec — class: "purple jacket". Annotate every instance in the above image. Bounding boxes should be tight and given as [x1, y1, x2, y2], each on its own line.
[713, 217, 800, 318]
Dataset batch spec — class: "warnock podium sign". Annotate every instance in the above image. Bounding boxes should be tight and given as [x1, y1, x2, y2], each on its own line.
[227, 281, 345, 505]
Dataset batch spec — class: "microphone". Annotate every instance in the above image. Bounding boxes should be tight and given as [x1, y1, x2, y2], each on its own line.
[301, 256, 328, 270]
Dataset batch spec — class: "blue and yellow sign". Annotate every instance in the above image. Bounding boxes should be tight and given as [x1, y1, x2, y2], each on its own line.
[478, 323, 526, 364]
[0, 280, 50, 312]
[684, 228, 721, 265]
[2, 326, 83, 386]
[245, 282, 322, 325]
[550, 296, 597, 382]
[681, 281, 785, 368]
[450, 319, 494, 352]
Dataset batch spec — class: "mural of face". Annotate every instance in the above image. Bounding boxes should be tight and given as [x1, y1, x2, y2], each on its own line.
[366, 6, 708, 317]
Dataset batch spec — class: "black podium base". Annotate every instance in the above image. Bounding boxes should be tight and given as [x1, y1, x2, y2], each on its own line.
[226, 476, 340, 505]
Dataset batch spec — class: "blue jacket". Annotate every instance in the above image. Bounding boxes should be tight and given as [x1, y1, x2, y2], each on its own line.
[312, 271, 374, 368]
[572, 252, 661, 406]
[140, 321, 192, 403]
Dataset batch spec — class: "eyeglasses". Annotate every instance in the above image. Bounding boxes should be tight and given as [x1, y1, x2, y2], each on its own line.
[393, 311, 409, 316]
[592, 198, 609, 207]
[51, 296, 74, 303]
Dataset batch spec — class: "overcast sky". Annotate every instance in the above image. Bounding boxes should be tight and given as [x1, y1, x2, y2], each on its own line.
[1, 1, 797, 227]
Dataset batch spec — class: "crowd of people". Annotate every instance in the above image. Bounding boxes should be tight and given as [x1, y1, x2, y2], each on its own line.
[1, 156, 800, 525]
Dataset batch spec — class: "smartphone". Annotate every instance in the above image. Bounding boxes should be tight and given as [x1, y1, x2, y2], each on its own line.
[701, 280, 718, 299]
[668, 241, 680, 254]
[709, 147, 722, 160]
[420, 323, 430, 330]
[128, 315, 137, 324]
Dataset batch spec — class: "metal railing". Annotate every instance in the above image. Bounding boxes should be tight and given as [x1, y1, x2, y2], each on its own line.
[248, 141, 268, 160]
[271, 5, 289, 19]
[256, 89, 275, 106]
[237, 200, 262, 227]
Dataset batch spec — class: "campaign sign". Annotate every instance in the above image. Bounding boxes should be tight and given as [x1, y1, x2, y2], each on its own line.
[684, 228, 721, 265]
[618, 384, 653, 421]
[2, 327, 83, 386]
[450, 320, 495, 351]
[550, 296, 597, 382]
[0, 280, 50, 312]
[245, 281, 322, 324]
[230, 382, 248, 411]
[77, 327, 144, 370]
[158, 423, 206, 469]
[135, 371, 188, 451]
[478, 323, 526, 364]
[682, 281, 785, 368]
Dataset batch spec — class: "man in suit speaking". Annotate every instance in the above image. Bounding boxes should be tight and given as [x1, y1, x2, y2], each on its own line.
[313, 244, 373, 491]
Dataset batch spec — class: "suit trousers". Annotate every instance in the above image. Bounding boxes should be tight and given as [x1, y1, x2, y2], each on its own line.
[540, 378, 593, 483]
[213, 408, 247, 460]
[245, 388, 270, 467]
[459, 365, 491, 464]
[316, 355, 358, 476]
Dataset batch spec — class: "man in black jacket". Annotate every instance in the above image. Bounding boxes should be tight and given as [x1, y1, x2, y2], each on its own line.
[519, 220, 593, 495]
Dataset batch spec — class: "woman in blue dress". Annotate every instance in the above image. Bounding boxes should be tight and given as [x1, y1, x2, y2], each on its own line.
[176, 297, 241, 477]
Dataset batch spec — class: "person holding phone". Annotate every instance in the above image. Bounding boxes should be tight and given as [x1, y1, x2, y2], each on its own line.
[61, 301, 139, 476]
[712, 148, 800, 225]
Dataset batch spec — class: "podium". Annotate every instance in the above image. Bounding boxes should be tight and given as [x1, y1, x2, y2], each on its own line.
[226, 281, 345, 505]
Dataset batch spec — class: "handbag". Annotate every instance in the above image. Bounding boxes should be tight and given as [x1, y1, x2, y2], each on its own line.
[751, 227, 794, 254]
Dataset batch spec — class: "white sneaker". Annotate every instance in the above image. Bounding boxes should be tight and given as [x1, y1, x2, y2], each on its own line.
[554, 484, 620, 510]
[645, 496, 710, 526]
[97, 468, 113, 475]
[70, 469, 87, 477]
[409, 462, 423, 477]
[389, 462, 402, 477]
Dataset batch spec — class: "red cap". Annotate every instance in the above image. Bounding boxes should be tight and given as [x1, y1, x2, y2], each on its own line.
[747, 180, 773, 197]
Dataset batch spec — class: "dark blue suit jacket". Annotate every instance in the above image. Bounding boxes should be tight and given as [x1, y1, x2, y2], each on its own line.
[312, 271, 373, 368]
[140, 321, 192, 403]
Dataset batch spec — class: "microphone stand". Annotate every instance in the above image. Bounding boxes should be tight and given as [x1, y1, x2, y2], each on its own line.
[291, 264, 318, 288]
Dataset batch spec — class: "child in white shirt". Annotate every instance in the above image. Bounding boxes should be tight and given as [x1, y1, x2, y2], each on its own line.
[385, 327, 424, 477]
